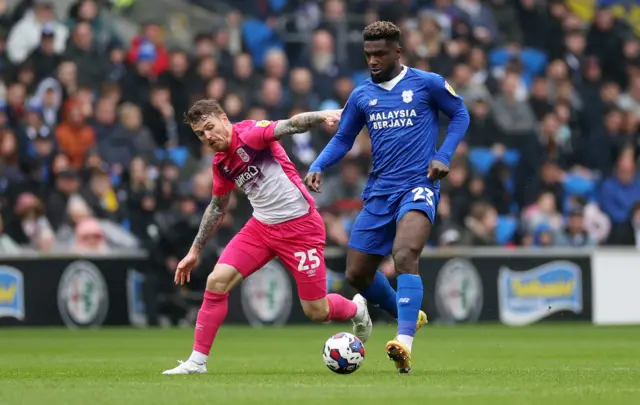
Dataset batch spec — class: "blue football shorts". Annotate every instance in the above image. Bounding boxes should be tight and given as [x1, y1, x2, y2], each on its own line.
[348, 183, 439, 256]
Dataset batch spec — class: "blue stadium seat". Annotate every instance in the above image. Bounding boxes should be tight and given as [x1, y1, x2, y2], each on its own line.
[562, 174, 596, 197]
[468, 148, 496, 175]
[496, 215, 517, 245]
[268, 0, 288, 12]
[502, 149, 520, 168]
[468, 147, 521, 175]
[167, 147, 189, 168]
[351, 70, 369, 85]
[242, 20, 284, 68]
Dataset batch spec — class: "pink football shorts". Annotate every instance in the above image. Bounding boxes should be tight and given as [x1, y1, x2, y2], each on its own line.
[217, 209, 327, 301]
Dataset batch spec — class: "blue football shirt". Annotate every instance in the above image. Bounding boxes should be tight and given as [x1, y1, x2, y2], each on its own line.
[310, 66, 470, 199]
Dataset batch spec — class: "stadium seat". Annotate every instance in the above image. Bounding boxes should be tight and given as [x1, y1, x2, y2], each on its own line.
[351, 70, 369, 85]
[496, 215, 518, 245]
[468, 148, 496, 175]
[242, 20, 284, 68]
[468, 148, 521, 175]
[502, 149, 520, 168]
[268, 0, 288, 13]
[562, 174, 596, 197]
[167, 147, 189, 168]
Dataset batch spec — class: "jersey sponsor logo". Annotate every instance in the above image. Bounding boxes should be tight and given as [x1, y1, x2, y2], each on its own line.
[57, 261, 109, 329]
[0, 266, 25, 321]
[255, 120, 271, 128]
[402, 89, 413, 103]
[234, 165, 260, 188]
[369, 109, 417, 130]
[498, 261, 582, 326]
[369, 99, 378, 106]
[241, 260, 292, 327]
[435, 259, 483, 324]
[445, 81, 457, 96]
[236, 147, 250, 163]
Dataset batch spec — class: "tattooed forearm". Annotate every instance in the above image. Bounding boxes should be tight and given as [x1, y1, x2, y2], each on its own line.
[273, 112, 326, 139]
[192, 193, 230, 252]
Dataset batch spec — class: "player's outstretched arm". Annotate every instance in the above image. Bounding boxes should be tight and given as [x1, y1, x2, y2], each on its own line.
[305, 92, 365, 192]
[272, 110, 341, 139]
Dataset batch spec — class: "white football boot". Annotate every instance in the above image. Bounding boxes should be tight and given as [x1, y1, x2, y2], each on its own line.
[351, 294, 373, 343]
[162, 360, 208, 375]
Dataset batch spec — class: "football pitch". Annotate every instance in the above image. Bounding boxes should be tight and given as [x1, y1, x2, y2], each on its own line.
[1, 324, 639, 405]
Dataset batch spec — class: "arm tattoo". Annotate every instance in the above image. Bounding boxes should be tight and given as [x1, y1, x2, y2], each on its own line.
[273, 111, 326, 139]
[192, 193, 230, 252]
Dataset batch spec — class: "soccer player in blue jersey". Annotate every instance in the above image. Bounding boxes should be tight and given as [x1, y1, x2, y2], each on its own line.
[304, 21, 470, 374]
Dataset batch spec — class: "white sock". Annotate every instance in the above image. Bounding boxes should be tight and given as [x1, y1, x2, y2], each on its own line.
[188, 350, 208, 364]
[397, 334, 414, 351]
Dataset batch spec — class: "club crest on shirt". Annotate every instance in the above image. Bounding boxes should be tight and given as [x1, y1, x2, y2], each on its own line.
[236, 147, 250, 162]
[255, 120, 271, 128]
[445, 81, 457, 96]
[402, 90, 413, 103]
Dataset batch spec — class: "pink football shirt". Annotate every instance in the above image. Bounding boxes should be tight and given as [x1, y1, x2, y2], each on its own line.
[211, 120, 314, 224]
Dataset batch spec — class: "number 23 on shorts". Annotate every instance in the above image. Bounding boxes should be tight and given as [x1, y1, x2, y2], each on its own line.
[412, 187, 434, 206]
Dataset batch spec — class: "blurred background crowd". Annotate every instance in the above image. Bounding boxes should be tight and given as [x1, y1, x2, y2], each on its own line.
[1, 0, 640, 266]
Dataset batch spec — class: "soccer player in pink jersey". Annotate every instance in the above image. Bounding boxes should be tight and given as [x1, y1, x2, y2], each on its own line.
[163, 99, 373, 375]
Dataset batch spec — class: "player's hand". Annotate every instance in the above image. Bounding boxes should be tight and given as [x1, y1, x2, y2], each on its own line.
[304, 171, 323, 192]
[321, 109, 342, 127]
[175, 249, 199, 285]
[428, 160, 450, 180]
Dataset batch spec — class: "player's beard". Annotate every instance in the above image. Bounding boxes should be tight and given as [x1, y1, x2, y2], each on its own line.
[370, 66, 394, 84]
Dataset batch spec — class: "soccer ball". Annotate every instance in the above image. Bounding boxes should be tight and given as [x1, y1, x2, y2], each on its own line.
[322, 332, 365, 374]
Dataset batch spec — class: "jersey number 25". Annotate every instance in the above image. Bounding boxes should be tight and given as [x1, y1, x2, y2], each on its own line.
[412, 187, 434, 206]
[294, 248, 321, 271]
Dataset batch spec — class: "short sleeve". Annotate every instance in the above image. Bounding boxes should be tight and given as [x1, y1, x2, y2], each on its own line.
[238, 120, 279, 150]
[212, 163, 235, 197]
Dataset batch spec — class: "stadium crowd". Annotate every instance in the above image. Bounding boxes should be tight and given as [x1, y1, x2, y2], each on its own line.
[1, 0, 640, 267]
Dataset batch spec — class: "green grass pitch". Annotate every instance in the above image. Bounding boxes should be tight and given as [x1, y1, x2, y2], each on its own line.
[1, 324, 639, 405]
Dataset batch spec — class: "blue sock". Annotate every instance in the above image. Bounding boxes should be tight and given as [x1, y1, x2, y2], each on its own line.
[396, 274, 424, 338]
[359, 271, 398, 318]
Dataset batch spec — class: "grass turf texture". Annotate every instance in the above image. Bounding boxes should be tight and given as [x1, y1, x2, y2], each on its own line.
[1, 324, 639, 405]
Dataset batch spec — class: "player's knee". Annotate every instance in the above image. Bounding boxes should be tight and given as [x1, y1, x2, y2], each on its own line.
[205, 265, 242, 294]
[344, 268, 371, 291]
[392, 247, 420, 275]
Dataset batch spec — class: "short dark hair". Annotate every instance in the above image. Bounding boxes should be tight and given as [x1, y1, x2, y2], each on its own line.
[363, 21, 401, 42]
[184, 99, 224, 125]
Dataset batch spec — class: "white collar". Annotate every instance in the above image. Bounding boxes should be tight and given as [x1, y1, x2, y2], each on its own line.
[376, 65, 408, 91]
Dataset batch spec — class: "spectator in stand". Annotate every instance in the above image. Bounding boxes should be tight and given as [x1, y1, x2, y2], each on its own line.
[64, 21, 108, 90]
[600, 147, 640, 226]
[491, 71, 536, 139]
[2, 0, 640, 259]
[6, 0, 68, 65]
[555, 205, 596, 247]
[54, 100, 95, 169]
[127, 20, 168, 77]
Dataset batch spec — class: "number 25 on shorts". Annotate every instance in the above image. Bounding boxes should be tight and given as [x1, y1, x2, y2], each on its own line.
[294, 248, 321, 271]
[412, 187, 434, 206]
